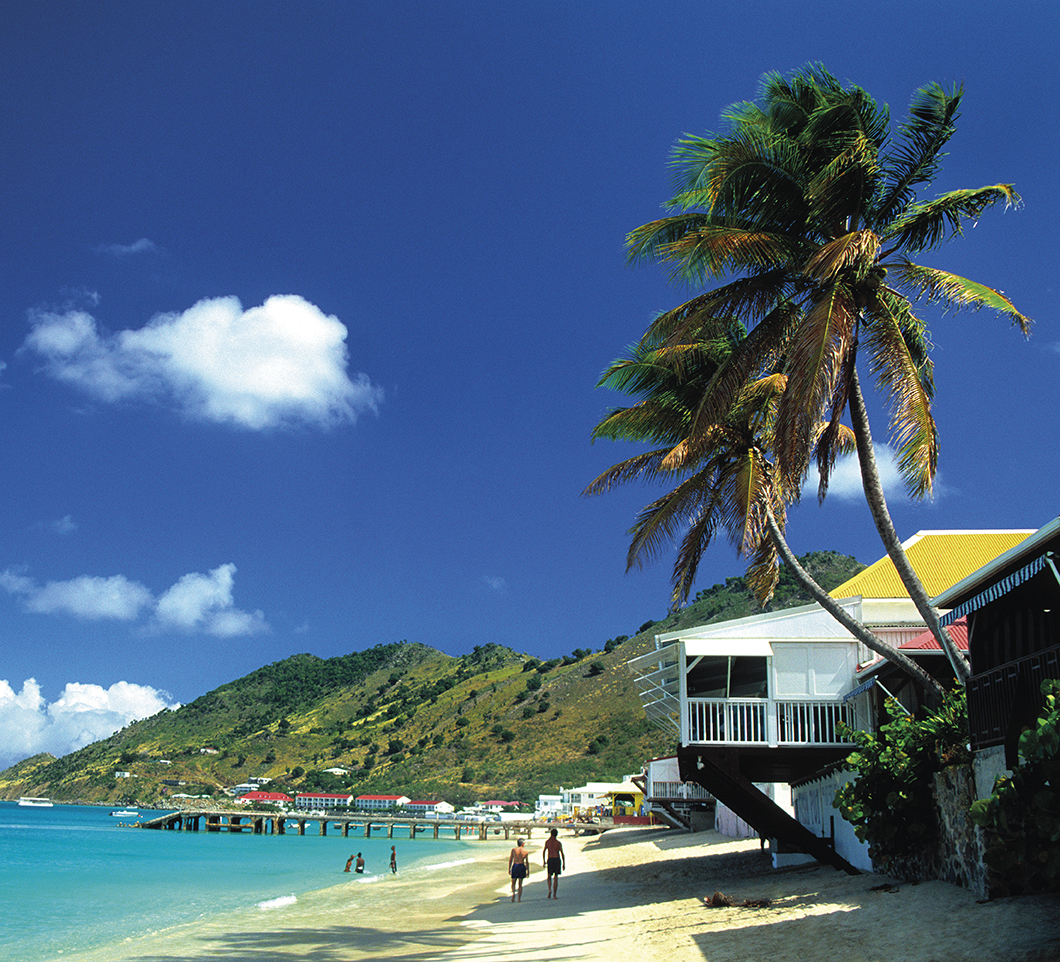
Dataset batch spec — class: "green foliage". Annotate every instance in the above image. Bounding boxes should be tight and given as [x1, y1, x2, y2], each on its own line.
[835, 689, 969, 872]
[969, 680, 1060, 894]
[587, 661, 605, 677]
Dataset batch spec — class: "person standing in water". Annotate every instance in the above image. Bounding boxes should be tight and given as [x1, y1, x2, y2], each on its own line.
[543, 828, 565, 899]
[508, 838, 530, 902]
[390, 846, 397, 874]
[344, 855, 354, 873]
[355, 853, 365, 874]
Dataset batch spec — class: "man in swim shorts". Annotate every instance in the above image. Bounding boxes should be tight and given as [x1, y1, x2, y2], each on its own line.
[543, 828, 565, 899]
[508, 838, 530, 902]
[355, 853, 364, 873]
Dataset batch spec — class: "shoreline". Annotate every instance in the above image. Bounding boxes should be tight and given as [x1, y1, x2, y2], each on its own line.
[61, 826, 1060, 961]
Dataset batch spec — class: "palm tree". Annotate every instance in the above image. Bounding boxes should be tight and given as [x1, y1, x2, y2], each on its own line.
[585, 325, 947, 696]
[622, 65, 1031, 685]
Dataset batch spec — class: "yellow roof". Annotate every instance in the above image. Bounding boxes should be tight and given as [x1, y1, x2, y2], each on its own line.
[829, 530, 1035, 600]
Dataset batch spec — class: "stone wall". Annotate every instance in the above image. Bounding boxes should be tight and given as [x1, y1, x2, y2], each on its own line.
[882, 764, 989, 899]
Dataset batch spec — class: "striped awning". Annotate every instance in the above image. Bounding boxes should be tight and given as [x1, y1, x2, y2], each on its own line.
[843, 677, 877, 703]
[939, 553, 1052, 626]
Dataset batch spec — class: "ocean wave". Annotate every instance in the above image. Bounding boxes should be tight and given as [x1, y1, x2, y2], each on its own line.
[258, 895, 297, 910]
[424, 857, 476, 871]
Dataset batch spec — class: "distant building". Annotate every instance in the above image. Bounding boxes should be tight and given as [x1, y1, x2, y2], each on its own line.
[114, 771, 131, 779]
[296, 792, 353, 810]
[235, 790, 293, 805]
[354, 794, 410, 811]
[535, 794, 563, 818]
[199, 748, 219, 755]
[481, 800, 521, 813]
[248, 776, 273, 785]
[406, 799, 454, 815]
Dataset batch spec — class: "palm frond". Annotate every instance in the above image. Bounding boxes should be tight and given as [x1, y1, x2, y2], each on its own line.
[581, 449, 676, 497]
[891, 260, 1032, 334]
[874, 81, 962, 226]
[883, 184, 1019, 252]
[863, 294, 938, 497]
[802, 230, 881, 284]
[775, 284, 856, 486]
[659, 226, 801, 282]
[643, 272, 798, 342]
[625, 470, 720, 572]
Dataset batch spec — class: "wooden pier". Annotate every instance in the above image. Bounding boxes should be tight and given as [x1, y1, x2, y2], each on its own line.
[136, 811, 573, 840]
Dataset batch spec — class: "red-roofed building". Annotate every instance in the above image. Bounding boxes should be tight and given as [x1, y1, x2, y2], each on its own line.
[481, 800, 521, 813]
[354, 794, 410, 811]
[295, 792, 353, 811]
[235, 790, 293, 805]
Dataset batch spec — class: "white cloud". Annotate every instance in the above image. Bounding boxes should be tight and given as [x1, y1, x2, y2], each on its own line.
[803, 444, 909, 502]
[29, 515, 78, 536]
[0, 563, 269, 637]
[50, 515, 78, 535]
[93, 238, 158, 257]
[483, 575, 509, 593]
[0, 677, 178, 769]
[0, 570, 153, 619]
[154, 563, 267, 637]
[807, 443, 949, 504]
[23, 294, 383, 430]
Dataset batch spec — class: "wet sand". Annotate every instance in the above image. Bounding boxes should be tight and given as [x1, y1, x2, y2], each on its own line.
[63, 826, 1060, 961]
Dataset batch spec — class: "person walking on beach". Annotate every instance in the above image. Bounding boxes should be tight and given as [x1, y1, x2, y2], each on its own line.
[355, 853, 365, 874]
[508, 838, 530, 902]
[390, 846, 397, 874]
[543, 828, 565, 899]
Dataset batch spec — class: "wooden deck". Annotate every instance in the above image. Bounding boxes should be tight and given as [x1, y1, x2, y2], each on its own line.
[137, 811, 592, 840]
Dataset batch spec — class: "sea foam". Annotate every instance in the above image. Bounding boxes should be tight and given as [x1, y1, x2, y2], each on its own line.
[258, 894, 297, 910]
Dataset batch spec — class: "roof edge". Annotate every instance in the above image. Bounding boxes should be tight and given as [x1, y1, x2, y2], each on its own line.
[934, 517, 1060, 609]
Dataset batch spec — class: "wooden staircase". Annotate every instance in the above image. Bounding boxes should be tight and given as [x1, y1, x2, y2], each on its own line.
[679, 748, 860, 875]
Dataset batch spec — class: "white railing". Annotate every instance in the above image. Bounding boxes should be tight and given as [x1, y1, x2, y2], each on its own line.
[685, 697, 851, 746]
[648, 781, 713, 801]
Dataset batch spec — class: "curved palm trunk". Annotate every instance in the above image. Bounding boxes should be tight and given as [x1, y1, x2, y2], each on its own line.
[765, 506, 947, 698]
[846, 369, 971, 687]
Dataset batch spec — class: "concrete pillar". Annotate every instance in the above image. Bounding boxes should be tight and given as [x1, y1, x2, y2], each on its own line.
[387, 822, 394, 838]
[319, 819, 327, 836]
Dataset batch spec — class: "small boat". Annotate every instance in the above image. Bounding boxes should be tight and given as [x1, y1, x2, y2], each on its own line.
[18, 797, 53, 808]
[110, 809, 138, 817]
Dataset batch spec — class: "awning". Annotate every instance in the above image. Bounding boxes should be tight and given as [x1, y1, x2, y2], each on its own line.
[939, 553, 1054, 626]
[843, 677, 877, 703]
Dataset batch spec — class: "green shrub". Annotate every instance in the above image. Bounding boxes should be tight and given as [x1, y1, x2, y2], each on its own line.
[835, 689, 969, 873]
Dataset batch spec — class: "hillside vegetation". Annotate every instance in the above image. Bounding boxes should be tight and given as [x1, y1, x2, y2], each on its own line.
[0, 551, 862, 808]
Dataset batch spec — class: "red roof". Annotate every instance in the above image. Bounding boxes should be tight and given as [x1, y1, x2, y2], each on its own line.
[899, 618, 968, 651]
[298, 793, 352, 799]
[483, 800, 520, 806]
[355, 794, 405, 801]
[238, 790, 292, 801]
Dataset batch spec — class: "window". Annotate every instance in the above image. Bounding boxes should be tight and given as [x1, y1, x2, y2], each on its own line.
[686, 656, 767, 698]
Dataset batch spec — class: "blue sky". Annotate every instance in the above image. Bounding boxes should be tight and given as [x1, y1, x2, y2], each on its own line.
[0, 0, 1056, 768]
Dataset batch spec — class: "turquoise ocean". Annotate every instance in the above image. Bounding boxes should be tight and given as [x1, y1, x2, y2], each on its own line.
[0, 801, 483, 961]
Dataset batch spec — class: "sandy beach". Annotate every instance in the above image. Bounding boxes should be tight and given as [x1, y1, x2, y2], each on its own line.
[69, 825, 1060, 962]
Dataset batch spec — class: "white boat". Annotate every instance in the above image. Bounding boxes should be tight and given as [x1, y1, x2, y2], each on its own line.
[110, 809, 138, 817]
[18, 797, 53, 808]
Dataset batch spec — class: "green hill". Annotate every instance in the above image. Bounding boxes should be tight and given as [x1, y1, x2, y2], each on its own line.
[0, 550, 863, 808]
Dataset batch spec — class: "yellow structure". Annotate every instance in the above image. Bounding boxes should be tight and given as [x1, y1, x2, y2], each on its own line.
[830, 530, 1034, 601]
